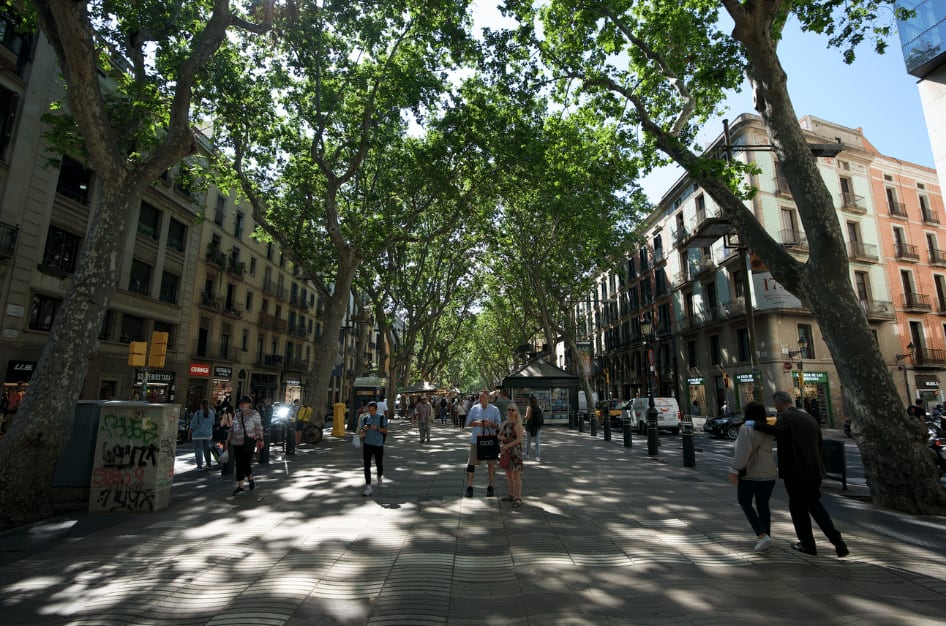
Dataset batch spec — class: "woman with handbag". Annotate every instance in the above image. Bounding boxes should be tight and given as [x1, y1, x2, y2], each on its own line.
[727, 401, 777, 551]
[499, 404, 525, 507]
[230, 395, 264, 496]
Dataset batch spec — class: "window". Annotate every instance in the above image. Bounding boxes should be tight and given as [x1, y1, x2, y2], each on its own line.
[159, 271, 179, 303]
[154, 321, 174, 346]
[797, 324, 814, 359]
[249, 257, 256, 275]
[935, 275, 946, 312]
[732, 269, 745, 299]
[687, 340, 697, 368]
[56, 156, 92, 204]
[695, 193, 706, 220]
[214, 194, 226, 226]
[128, 259, 152, 296]
[242, 329, 250, 352]
[29, 294, 60, 331]
[167, 218, 187, 252]
[737, 328, 750, 362]
[0, 12, 31, 60]
[710, 335, 721, 365]
[886, 187, 904, 215]
[854, 271, 870, 302]
[99, 310, 114, 341]
[0, 85, 19, 160]
[235, 211, 245, 238]
[41, 225, 80, 274]
[245, 291, 253, 313]
[119, 314, 146, 343]
[137, 202, 161, 240]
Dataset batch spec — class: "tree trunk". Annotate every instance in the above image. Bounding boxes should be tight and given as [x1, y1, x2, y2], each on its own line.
[0, 180, 140, 528]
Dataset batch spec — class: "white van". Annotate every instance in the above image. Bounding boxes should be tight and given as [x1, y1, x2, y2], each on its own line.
[624, 397, 681, 434]
[578, 391, 598, 418]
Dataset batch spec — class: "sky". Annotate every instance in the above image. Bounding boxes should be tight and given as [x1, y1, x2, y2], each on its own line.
[470, 2, 934, 203]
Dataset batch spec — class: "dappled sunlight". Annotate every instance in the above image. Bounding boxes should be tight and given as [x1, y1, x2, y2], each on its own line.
[1, 424, 944, 623]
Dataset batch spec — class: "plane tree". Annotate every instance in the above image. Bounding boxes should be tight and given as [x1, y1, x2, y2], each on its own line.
[503, 0, 945, 512]
[205, 0, 475, 417]
[0, 0, 273, 530]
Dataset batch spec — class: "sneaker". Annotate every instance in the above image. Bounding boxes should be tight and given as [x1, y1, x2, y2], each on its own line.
[362, 485, 373, 496]
[232, 487, 244, 496]
[486, 485, 495, 497]
[248, 478, 256, 490]
[535, 457, 541, 463]
[754, 535, 773, 552]
[834, 541, 850, 558]
[791, 541, 817, 555]
[465, 486, 473, 498]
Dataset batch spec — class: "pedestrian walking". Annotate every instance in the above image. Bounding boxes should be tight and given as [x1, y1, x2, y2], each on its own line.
[230, 396, 263, 496]
[416, 395, 433, 443]
[464, 390, 502, 498]
[727, 401, 777, 551]
[751, 390, 849, 557]
[499, 404, 525, 507]
[359, 402, 388, 496]
[523, 395, 544, 462]
[188, 399, 216, 470]
[455, 397, 467, 428]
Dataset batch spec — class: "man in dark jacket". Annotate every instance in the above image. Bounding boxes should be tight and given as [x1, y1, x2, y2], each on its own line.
[752, 390, 849, 557]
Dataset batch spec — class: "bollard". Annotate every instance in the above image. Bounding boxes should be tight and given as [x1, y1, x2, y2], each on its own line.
[623, 418, 632, 447]
[590, 412, 597, 437]
[569, 412, 576, 430]
[603, 415, 611, 441]
[578, 412, 585, 433]
[681, 415, 695, 467]
[647, 403, 659, 456]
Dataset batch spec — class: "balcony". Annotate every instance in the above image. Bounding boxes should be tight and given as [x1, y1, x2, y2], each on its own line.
[895, 243, 920, 262]
[930, 248, 946, 267]
[286, 357, 309, 372]
[0, 222, 17, 259]
[692, 255, 716, 277]
[888, 201, 908, 218]
[848, 241, 879, 263]
[922, 209, 941, 225]
[258, 311, 288, 333]
[680, 208, 731, 248]
[914, 347, 946, 367]
[840, 192, 866, 213]
[901, 292, 933, 312]
[262, 278, 278, 297]
[222, 303, 243, 319]
[289, 324, 308, 338]
[780, 229, 808, 250]
[206, 247, 226, 269]
[672, 226, 688, 245]
[262, 354, 285, 368]
[859, 299, 894, 320]
[199, 292, 222, 312]
[774, 175, 792, 196]
[227, 258, 245, 278]
[193, 341, 235, 361]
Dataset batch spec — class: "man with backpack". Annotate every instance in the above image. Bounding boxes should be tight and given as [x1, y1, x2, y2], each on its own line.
[524, 395, 544, 463]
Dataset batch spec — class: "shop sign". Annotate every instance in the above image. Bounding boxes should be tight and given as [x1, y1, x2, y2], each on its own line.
[791, 371, 827, 383]
[735, 373, 756, 383]
[213, 366, 232, 379]
[915, 374, 940, 389]
[135, 369, 175, 384]
[687, 377, 703, 385]
[286, 377, 302, 386]
[5, 360, 35, 383]
[189, 363, 211, 377]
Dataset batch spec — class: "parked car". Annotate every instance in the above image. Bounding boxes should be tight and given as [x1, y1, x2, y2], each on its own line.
[595, 399, 624, 427]
[703, 408, 777, 440]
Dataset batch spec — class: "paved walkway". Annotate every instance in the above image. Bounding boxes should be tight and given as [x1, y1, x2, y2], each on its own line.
[2, 419, 945, 625]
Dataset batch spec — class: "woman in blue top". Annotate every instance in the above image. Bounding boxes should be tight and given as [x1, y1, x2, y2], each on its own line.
[359, 401, 388, 496]
[188, 399, 216, 470]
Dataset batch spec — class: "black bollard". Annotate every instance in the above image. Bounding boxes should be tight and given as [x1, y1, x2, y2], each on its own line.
[569, 412, 576, 430]
[603, 415, 611, 441]
[647, 404, 659, 456]
[623, 418, 632, 447]
[578, 412, 585, 433]
[590, 413, 597, 437]
[681, 415, 695, 467]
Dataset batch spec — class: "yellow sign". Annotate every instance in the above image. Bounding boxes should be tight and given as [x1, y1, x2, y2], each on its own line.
[148, 331, 169, 368]
[128, 341, 147, 367]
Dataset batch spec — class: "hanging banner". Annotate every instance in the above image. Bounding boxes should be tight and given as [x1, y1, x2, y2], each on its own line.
[752, 272, 803, 310]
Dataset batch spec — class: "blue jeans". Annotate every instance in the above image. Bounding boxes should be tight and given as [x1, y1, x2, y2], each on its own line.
[525, 429, 541, 458]
[737, 478, 775, 536]
[192, 438, 212, 468]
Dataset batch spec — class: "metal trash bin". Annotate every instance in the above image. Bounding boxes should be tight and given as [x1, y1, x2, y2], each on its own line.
[821, 438, 847, 490]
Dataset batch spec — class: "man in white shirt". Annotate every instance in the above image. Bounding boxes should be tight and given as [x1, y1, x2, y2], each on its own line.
[464, 390, 502, 498]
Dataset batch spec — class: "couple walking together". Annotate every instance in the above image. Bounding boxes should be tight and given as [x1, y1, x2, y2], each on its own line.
[728, 390, 848, 557]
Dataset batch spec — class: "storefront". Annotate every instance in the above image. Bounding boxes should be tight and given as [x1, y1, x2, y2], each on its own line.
[3, 360, 34, 429]
[686, 376, 706, 416]
[915, 374, 942, 406]
[133, 369, 176, 403]
[285, 376, 302, 404]
[212, 366, 232, 406]
[251, 373, 278, 402]
[733, 372, 757, 410]
[501, 359, 579, 425]
[791, 370, 834, 427]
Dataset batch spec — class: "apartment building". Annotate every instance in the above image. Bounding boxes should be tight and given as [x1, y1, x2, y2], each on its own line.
[579, 113, 946, 426]
[0, 13, 378, 417]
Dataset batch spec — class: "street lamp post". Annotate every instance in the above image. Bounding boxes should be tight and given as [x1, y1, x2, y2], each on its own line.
[896, 342, 915, 405]
[786, 337, 808, 408]
[641, 314, 659, 456]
